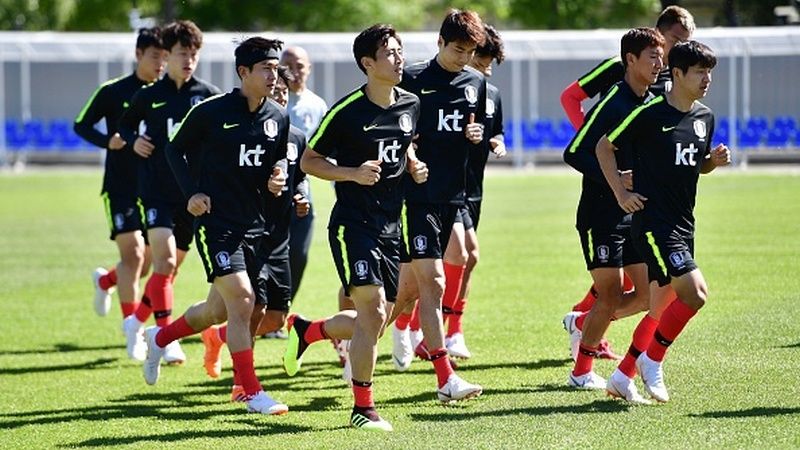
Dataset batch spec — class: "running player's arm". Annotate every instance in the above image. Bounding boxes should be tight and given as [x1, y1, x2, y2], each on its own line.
[268, 115, 291, 197]
[74, 83, 115, 149]
[118, 89, 154, 158]
[561, 56, 624, 130]
[700, 119, 730, 173]
[165, 104, 206, 213]
[292, 135, 311, 217]
[489, 90, 506, 157]
[563, 87, 620, 185]
[465, 76, 489, 144]
[598, 110, 647, 213]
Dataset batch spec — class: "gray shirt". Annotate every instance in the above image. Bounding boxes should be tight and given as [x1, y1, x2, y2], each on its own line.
[287, 89, 328, 138]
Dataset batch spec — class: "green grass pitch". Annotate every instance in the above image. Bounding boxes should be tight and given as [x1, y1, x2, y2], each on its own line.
[0, 168, 798, 449]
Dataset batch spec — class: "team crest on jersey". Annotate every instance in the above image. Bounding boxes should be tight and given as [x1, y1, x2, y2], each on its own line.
[693, 120, 707, 140]
[354, 260, 369, 279]
[146, 208, 157, 225]
[464, 86, 478, 105]
[669, 251, 686, 269]
[286, 142, 298, 162]
[486, 98, 495, 118]
[399, 113, 413, 133]
[264, 119, 278, 138]
[413, 235, 427, 253]
[190, 95, 205, 106]
[114, 213, 125, 230]
[597, 245, 610, 263]
[215, 251, 231, 269]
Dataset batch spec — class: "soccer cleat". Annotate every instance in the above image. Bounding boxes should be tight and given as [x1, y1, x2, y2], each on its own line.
[143, 326, 164, 385]
[596, 339, 623, 360]
[122, 315, 146, 361]
[282, 314, 311, 377]
[562, 311, 583, 362]
[245, 391, 289, 415]
[409, 328, 423, 351]
[263, 329, 288, 339]
[391, 325, 414, 371]
[636, 352, 670, 402]
[92, 267, 113, 317]
[437, 374, 483, 403]
[445, 332, 472, 359]
[163, 340, 186, 365]
[568, 370, 607, 390]
[606, 369, 652, 405]
[230, 385, 246, 403]
[201, 326, 224, 379]
[350, 407, 393, 432]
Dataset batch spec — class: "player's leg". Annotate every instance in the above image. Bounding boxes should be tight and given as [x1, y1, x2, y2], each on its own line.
[289, 210, 314, 300]
[447, 221, 477, 358]
[389, 263, 419, 371]
[442, 216, 467, 333]
[115, 230, 148, 360]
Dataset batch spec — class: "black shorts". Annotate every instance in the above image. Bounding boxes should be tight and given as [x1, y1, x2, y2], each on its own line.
[578, 226, 644, 270]
[453, 204, 474, 230]
[633, 228, 697, 287]
[143, 198, 194, 251]
[329, 224, 401, 302]
[406, 202, 460, 260]
[465, 199, 482, 231]
[255, 252, 292, 312]
[195, 226, 262, 289]
[102, 192, 145, 240]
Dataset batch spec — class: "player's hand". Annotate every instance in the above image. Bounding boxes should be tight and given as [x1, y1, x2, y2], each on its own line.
[268, 166, 286, 197]
[619, 170, 633, 191]
[108, 133, 126, 151]
[465, 113, 484, 144]
[616, 190, 647, 214]
[710, 143, 731, 167]
[187, 193, 211, 217]
[408, 157, 428, 184]
[133, 134, 154, 158]
[490, 137, 506, 158]
[294, 194, 310, 218]
[353, 159, 381, 186]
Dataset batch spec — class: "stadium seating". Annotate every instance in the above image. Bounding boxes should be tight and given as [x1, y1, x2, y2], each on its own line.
[3, 118, 92, 151]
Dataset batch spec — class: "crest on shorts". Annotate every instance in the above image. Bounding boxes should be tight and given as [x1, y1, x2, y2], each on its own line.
[264, 119, 278, 138]
[190, 95, 205, 106]
[669, 251, 686, 269]
[399, 113, 413, 133]
[287, 142, 298, 162]
[114, 213, 125, 230]
[486, 98, 495, 118]
[693, 120, 707, 139]
[413, 235, 427, 253]
[215, 251, 231, 269]
[354, 260, 369, 279]
[465, 86, 478, 105]
[146, 208, 157, 225]
[597, 245, 610, 263]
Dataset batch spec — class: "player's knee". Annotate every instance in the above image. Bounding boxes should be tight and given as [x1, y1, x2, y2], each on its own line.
[153, 257, 176, 275]
[467, 248, 479, 270]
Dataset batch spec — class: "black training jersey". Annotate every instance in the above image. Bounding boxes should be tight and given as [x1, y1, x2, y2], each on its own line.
[309, 85, 420, 236]
[608, 95, 715, 237]
[119, 76, 221, 205]
[165, 89, 289, 234]
[466, 82, 504, 201]
[650, 68, 672, 96]
[264, 124, 307, 257]
[577, 56, 625, 99]
[400, 58, 487, 205]
[74, 72, 149, 196]
[564, 81, 653, 230]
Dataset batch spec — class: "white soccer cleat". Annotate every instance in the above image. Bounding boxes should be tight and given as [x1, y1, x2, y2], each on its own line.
[437, 374, 483, 403]
[391, 325, 414, 371]
[246, 391, 289, 415]
[341, 339, 353, 386]
[409, 328, 424, 352]
[92, 267, 113, 317]
[445, 332, 472, 359]
[143, 326, 164, 385]
[562, 311, 583, 362]
[606, 369, 652, 405]
[568, 370, 607, 390]
[636, 352, 670, 402]
[163, 340, 186, 365]
[122, 315, 146, 361]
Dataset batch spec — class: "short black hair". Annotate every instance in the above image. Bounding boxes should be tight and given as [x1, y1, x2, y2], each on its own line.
[620, 27, 665, 68]
[276, 65, 295, 87]
[234, 36, 283, 78]
[353, 24, 402, 74]
[162, 20, 203, 51]
[656, 5, 696, 34]
[439, 9, 485, 47]
[475, 24, 504, 65]
[669, 40, 717, 77]
[136, 27, 163, 51]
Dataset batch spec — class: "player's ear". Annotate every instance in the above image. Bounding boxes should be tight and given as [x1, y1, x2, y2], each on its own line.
[135, 48, 144, 62]
[360, 56, 373, 72]
[437, 36, 445, 50]
[236, 65, 249, 81]
[625, 51, 636, 68]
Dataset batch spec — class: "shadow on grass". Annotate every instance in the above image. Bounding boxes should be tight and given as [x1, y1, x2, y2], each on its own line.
[0, 343, 125, 356]
[777, 341, 800, 349]
[409, 399, 629, 422]
[689, 407, 800, 418]
[0, 357, 118, 375]
[383, 386, 564, 406]
[373, 357, 571, 377]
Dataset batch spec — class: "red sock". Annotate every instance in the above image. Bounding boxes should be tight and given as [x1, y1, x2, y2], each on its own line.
[395, 311, 412, 330]
[232, 364, 242, 386]
[618, 314, 659, 378]
[304, 319, 328, 344]
[120, 302, 138, 318]
[218, 325, 228, 344]
[647, 299, 698, 362]
[409, 301, 421, 332]
[575, 311, 588, 331]
[447, 297, 467, 337]
[352, 379, 374, 408]
[622, 273, 634, 292]
[572, 285, 598, 312]
[430, 348, 454, 388]
[145, 273, 173, 327]
[99, 268, 117, 291]
[572, 343, 597, 376]
[230, 349, 262, 395]
[442, 263, 466, 326]
[155, 315, 196, 348]
[134, 294, 152, 323]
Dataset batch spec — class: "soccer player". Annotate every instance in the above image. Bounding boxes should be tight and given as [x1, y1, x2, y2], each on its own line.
[562, 28, 665, 392]
[285, 24, 426, 431]
[75, 27, 165, 360]
[595, 41, 730, 403]
[146, 36, 290, 415]
[118, 20, 221, 365]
